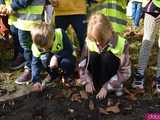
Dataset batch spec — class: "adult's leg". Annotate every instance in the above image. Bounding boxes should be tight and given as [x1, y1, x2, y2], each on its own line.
[55, 16, 70, 30]
[70, 15, 87, 51]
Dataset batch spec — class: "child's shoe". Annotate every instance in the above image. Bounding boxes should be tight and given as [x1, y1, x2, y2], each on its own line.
[15, 69, 31, 84]
[132, 72, 144, 89]
[155, 77, 160, 93]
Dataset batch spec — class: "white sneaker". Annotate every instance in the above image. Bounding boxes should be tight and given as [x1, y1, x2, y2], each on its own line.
[132, 72, 144, 89]
[155, 83, 160, 93]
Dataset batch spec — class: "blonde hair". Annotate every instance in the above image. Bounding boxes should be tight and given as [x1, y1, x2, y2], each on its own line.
[87, 12, 112, 42]
[31, 22, 54, 48]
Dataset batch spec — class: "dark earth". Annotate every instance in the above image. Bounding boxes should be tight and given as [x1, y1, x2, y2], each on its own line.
[0, 30, 160, 120]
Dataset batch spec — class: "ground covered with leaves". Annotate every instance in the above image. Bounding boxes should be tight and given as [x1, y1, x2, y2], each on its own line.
[0, 31, 160, 120]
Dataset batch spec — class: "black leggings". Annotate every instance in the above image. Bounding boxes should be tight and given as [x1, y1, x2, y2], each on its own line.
[88, 51, 120, 90]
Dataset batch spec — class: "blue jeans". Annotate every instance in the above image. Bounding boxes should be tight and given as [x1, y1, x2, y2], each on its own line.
[55, 15, 87, 52]
[10, 25, 24, 59]
[32, 53, 76, 83]
[132, 1, 142, 27]
[18, 30, 32, 69]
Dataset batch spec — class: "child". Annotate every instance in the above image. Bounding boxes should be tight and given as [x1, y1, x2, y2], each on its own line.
[31, 22, 76, 91]
[79, 13, 131, 100]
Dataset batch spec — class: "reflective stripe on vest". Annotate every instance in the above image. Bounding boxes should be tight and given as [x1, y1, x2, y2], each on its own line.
[153, 0, 160, 8]
[5, 0, 17, 25]
[32, 28, 63, 58]
[14, 0, 45, 31]
[86, 36, 126, 58]
[93, 0, 127, 33]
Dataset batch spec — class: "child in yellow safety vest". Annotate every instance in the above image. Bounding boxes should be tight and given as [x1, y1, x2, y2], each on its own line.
[79, 13, 131, 100]
[31, 23, 76, 92]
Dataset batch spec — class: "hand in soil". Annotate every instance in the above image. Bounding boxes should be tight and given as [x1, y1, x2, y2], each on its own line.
[96, 87, 107, 100]
[32, 82, 43, 92]
[85, 82, 95, 94]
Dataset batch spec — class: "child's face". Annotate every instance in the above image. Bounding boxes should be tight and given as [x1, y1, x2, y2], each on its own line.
[90, 27, 112, 47]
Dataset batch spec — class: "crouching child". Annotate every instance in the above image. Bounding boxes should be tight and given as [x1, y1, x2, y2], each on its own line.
[31, 22, 76, 92]
[79, 13, 131, 100]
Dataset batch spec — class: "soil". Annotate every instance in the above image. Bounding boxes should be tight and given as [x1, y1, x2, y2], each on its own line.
[0, 32, 160, 120]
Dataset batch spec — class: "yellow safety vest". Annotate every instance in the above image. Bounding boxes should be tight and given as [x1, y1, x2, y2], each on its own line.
[153, 0, 160, 8]
[14, 0, 45, 31]
[91, 0, 127, 33]
[32, 28, 63, 58]
[86, 35, 126, 58]
[5, 0, 17, 25]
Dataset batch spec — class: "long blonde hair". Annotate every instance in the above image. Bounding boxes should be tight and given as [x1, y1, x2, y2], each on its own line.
[87, 12, 112, 42]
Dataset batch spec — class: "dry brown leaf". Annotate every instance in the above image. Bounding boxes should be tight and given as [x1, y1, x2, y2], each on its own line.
[70, 93, 81, 102]
[99, 107, 109, 115]
[63, 89, 73, 98]
[54, 92, 65, 99]
[89, 100, 95, 111]
[123, 87, 138, 101]
[124, 87, 144, 96]
[80, 90, 88, 100]
[105, 102, 120, 113]
[124, 87, 133, 96]
[125, 94, 137, 101]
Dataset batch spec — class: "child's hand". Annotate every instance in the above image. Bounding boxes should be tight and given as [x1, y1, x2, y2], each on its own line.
[96, 87, 107, 100]
[85, 82, 95, 94]
[0, 5, 8, 16]
[49, 55, 58, 69]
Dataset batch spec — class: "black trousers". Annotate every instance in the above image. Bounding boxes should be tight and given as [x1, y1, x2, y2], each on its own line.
[88, 51, 120, 90]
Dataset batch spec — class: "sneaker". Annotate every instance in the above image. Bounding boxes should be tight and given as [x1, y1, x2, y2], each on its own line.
[155, 77, 160, 93]
[132, 72, 144, 89]
[15, 69, 31, 85]
[9, 55, 25, 70]
[115, 84, 123, 97]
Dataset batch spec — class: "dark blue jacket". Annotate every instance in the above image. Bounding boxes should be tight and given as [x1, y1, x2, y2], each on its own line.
[0, 0, 31, 10]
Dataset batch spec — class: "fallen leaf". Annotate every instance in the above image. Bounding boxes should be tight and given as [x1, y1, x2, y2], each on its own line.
[105, 102, 120, 113]
[89, 100, 95, 111]
[125, 94, 137, 101]
[54, 92, 65, 98]
[70, 93, 81, 102]
[80, 90, 88, 100]
[99, 107, 109, 115]
[63, 89, 73, 98]
[123, 87, 137, 101]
